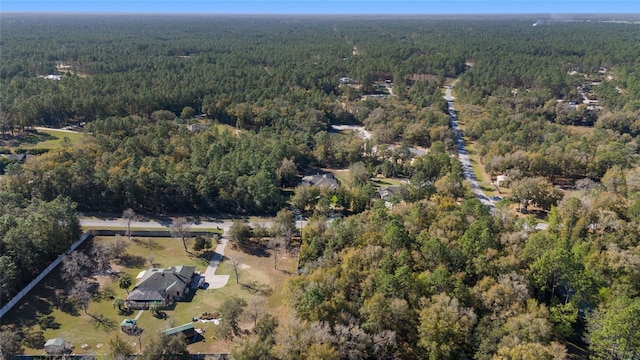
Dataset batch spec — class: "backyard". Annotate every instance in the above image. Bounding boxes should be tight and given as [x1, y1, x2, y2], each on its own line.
[3, 234, 297, 356]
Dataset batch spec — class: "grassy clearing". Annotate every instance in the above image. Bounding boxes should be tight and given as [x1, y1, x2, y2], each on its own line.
[1, 129, 85, 151]
[5, 235, 297, 356]
[371, 175, 405, 187]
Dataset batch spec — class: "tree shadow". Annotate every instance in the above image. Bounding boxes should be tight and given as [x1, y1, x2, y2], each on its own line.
[10, 131, 56, 146]
[37, 314, 61, 330]
[132, 238, 164, 250]
[240, 281, 273, 296]
[58, 298, 81, 316]
[153, 311, 169, 320]
[199, 249, 217, 261]
[90, 313, 117, 332]
[117, 308, 135, 316]
[116, 254, 146, 268]
[237, 242, 269, 257]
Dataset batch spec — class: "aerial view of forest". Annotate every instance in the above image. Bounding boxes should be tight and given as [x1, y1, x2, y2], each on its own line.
[1, 12, 640, 360]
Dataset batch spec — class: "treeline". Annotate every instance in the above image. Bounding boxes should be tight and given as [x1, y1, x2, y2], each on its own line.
[0, 194, 81, 304]
[2, 103, 456, 214]
[457, 87, 640, 182]
[234, 181, 639, 359]
[7, 16, 638, 129]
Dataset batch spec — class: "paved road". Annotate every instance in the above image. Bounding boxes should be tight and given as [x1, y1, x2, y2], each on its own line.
[445, 85, 548, 230]
[79, 217, 274, 231]
[34, 126, 81, 134]
[445, 84, 496, 212]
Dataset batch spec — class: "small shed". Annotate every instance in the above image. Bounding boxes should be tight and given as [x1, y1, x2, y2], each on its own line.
[121, 319, 137, 334]
[44, 338, 67, 355]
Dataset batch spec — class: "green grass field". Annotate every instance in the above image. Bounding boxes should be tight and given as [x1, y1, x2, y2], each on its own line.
[1, 128, 85, 152]
[4, 235, 297, 356]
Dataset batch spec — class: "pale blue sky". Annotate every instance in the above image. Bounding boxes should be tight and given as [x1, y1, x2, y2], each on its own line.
[2, 1, 639, 14]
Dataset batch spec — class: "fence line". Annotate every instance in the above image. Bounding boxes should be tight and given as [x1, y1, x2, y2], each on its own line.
[0, 229, 220, 320]
[0, 231, 93, 320]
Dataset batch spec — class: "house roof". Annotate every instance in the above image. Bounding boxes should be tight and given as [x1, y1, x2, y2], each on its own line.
[4, 154, 27, 162]
[44, 338, 65, 347]
[44, 338, 67, 354]
[127, 288, 166, 302]
[126, 265, 195, 302]
[121, 319, 137, 328]
[378, 186, 403, 201]
[301, 173, 338, 190]
[163, 323, 195, 336]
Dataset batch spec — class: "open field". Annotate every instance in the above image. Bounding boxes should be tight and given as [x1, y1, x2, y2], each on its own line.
[0, 128, 85, 151]
[3, 235, 297, 356]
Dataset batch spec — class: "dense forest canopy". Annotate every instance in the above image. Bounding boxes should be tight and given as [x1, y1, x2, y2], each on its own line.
[1, 14, 640, 359]
[2, 15, 638, 127]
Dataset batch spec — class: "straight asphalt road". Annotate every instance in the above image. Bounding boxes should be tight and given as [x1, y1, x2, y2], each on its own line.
[445, 84, 496, 212]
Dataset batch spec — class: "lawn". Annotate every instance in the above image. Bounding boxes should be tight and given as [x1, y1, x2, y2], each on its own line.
[1, 128, 85, 151]
[4, 235, 297, 356]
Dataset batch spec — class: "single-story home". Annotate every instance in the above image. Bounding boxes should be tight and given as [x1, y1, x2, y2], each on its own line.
[126, 265, 196, 309]
[301, 173, 339, 191]
[378, 186, 403, 202]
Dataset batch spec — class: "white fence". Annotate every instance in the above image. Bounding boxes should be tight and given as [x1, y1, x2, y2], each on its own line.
[0, 231, 93, 320]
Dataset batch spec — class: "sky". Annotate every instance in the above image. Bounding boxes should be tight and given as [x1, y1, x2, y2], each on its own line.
[1, 0, 639, 15]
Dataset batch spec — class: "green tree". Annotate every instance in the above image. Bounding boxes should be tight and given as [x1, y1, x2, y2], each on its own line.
[112, 297, 126, 313]
[148, 302, 161, 318]
[180, 106, 195, 120]
[117, 274, 132, 294]
[231, 335, 275, 360]
[418, 293, 477, 360]
[107, 334, 135, 360]
[229, 220, 253, 249]
[139, 334, 188, 359]
[0, 325, 23, 358]
[587, 296, 640, 360]
[271, 208, 297, 247]
[215, 296, 247, 339]
[192, 235, 212, 252]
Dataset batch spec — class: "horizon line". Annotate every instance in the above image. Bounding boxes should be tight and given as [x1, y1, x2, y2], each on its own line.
[3, 11, 638, 15]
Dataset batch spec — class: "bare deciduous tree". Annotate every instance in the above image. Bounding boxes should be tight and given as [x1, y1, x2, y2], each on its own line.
[170, 217, 192, 253]
[246, 296, 267, 327]
[62, 251, 92, 281]
[268, 237, 284, 270]
[69, 281, 94, 315]
[229, 256, 242, 284]
[110, 235, 130, 260]
[122, 208, 137, 241]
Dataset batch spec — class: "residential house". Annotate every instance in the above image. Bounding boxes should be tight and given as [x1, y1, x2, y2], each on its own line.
[2, 153, 30, 163]
[125, 265, 196, 309]
[301, 173, 339, 191]
[378, 186, 403, 202]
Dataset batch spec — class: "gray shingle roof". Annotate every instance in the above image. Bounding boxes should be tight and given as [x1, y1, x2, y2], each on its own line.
[126, 265, 195, 302]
